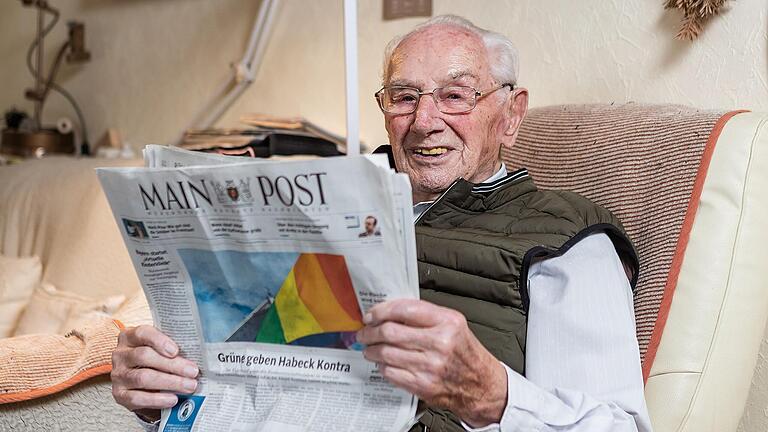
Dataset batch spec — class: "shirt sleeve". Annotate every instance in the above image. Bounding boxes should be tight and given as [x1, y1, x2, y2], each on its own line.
[135, 414, 160, 432]
[461, 232, 652, 432]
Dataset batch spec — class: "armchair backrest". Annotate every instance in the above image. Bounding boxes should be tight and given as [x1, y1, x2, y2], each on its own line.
[506, 104, 768, 432]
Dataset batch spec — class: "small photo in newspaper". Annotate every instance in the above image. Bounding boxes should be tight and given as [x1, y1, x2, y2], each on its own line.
[178, 249, 365, 351]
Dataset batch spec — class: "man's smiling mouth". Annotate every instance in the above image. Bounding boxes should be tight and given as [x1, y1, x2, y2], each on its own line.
[413, 147, 448, 156]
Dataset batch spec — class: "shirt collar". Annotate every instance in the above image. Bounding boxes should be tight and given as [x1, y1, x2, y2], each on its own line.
[412, 164, 508, 220]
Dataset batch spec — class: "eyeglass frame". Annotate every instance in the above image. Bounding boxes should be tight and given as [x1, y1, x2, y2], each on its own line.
[374, 82, 515, 115]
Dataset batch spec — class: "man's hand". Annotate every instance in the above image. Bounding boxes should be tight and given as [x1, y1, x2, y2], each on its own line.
[356, 299, 508, 427]
[111, 325, 199, 421]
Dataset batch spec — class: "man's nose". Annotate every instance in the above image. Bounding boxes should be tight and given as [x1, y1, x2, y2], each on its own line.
[410, 93, 445, 135]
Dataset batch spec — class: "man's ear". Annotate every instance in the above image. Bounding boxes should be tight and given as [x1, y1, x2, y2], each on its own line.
[501, 87, 529, 149]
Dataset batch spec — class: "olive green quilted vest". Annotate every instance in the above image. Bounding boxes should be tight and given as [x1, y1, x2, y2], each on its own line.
[410, 169, 638, 431]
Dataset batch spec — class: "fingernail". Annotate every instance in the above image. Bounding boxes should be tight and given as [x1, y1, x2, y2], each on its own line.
[363, 313, 372, 324]
[184, 365, 199, 378]
[164, 342, 177, 356]
[164, 394, 179, 408]
[183, 379, 197, 392]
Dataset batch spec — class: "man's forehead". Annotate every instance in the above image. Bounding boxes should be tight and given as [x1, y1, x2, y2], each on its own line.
[386, 25, 490, 86]
[387, 68, 481, 87]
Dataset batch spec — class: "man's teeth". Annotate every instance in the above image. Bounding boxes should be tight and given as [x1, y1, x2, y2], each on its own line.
[414, 147, 448, 155]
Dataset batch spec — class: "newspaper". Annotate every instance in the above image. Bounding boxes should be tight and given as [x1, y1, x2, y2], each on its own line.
[98, 146, 419, 432]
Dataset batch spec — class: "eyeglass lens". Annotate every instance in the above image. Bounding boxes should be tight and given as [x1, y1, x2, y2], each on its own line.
[380, 87, 477, 114]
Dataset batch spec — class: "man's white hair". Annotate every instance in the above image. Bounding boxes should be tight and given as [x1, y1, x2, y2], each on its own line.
[381, 15, 519, 86]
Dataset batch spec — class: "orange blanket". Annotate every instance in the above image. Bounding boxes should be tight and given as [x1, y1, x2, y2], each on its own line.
[0, 318, 123, 404]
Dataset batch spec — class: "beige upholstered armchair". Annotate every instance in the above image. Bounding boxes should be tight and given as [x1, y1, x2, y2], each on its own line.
[507, 104, 768, 432]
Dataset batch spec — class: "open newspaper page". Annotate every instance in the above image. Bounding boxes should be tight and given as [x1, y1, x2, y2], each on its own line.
[98, 152, 419, 432]
[143, 145, 419, 292]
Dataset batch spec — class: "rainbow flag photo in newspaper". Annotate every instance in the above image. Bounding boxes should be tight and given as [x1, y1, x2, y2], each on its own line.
[255, 254, 363, 345]
[179, 248, 364, 350]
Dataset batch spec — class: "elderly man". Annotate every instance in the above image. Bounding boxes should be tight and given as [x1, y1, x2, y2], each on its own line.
[112, 15, 651, 432]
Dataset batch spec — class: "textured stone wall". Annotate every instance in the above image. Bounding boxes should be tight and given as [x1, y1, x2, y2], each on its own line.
[739, 323, 768, 431]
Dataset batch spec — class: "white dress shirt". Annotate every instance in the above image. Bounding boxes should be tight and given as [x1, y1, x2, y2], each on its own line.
[460, 232, 652, 432]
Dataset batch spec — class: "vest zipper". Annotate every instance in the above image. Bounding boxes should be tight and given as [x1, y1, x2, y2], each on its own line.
[413, 178, 462, 226]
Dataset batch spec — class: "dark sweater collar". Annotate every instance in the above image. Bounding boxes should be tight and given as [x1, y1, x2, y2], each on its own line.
[416, 168, 536, 224]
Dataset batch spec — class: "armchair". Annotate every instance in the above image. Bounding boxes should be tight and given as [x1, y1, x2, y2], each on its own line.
[506, 104, 768, 432]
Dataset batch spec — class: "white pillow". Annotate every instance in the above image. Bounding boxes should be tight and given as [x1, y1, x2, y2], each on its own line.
[0, 255, 42, 337]
[14, 282, 125, 336]
[113, 289, 154, 328]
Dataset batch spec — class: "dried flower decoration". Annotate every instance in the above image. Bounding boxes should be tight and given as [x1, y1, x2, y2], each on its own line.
[664, 0, 732, 41]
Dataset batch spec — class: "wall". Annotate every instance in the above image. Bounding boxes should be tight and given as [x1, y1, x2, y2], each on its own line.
[224, 0, 768, 149]
[2, 0, 765, 149]
[741, 336, 768, 431]
[0, 0, 261, 148]
[1, 0, 767, 429]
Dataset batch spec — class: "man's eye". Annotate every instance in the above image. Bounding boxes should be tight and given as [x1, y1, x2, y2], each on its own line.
[443, 91, 467, 100]
[391, 93, 417, 103]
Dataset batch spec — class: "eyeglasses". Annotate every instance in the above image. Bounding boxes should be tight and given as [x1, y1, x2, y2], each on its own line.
[374, 83, 514, 115]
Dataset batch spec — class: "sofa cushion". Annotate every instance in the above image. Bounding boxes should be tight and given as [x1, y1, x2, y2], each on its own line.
[0, 255, 42, 337]
[0, 375, 142, 430]
[0, 157, 143, 300]
[113, 288, 153, 328]
[13, 282, 125, 336]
